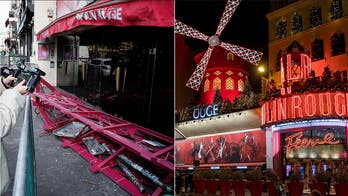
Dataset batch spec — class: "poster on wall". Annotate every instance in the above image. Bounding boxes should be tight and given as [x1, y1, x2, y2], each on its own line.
[175, 130, 266, 165]
[38, 44, 49, 60]
[282, 126, 348, 159]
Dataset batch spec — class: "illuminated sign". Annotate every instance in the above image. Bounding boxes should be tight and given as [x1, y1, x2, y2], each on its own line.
[192, 104, 219, 120]
[76, 7, 122, 21]
[285, 132, 340, 153]
[262, 92, 348, 126]
[281, 127, 347, 159]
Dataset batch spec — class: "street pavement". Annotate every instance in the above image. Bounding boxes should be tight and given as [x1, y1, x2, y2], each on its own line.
[2, 104, 131, 196]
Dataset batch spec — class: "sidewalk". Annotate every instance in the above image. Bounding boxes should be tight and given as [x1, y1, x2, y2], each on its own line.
[2, 107, 131, 196]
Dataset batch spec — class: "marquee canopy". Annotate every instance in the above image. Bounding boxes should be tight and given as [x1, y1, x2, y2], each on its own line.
[175, 109, 262, 139]
[36, 0, 174, 41]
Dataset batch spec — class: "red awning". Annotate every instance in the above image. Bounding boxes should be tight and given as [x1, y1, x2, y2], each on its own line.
[36, 0, 173, 41]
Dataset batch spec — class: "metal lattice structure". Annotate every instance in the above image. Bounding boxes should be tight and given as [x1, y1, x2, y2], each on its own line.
[175, 0, 263, 91]
[32, 78, 174, 196]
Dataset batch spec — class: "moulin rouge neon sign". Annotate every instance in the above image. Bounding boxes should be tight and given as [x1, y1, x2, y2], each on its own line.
[192, 104, 219, 120]
[285, 132, 340, 153]
[262, 92, 348, 125]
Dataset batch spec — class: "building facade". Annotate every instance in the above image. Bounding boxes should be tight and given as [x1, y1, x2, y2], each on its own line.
[265, 0, 348, 180]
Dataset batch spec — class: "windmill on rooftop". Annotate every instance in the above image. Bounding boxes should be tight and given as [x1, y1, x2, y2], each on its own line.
[175, 0, 263, 92]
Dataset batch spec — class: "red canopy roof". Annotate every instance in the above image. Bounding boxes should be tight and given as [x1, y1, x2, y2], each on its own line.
[36, 0, 174, 41]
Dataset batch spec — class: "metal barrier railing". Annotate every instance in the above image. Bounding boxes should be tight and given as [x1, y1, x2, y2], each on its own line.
[12, 95, 37, 196]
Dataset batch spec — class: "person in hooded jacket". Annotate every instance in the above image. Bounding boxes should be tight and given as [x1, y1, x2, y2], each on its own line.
[0, 75, 27, 194]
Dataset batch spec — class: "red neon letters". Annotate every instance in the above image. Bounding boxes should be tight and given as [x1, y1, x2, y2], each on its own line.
[262, 92, 348, 125]
[284, 132, 340, 153]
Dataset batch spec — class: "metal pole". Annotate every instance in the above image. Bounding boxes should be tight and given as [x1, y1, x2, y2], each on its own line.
[13, 95, 36, 196]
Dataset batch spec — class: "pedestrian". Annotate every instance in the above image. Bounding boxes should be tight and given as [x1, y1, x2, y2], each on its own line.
[0, 75, 27, 194]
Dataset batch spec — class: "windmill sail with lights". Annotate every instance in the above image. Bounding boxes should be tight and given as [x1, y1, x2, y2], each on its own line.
[175, 0, 263, 91]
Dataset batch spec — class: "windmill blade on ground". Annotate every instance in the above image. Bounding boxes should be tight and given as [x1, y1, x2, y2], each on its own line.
[186, 47, 214, 91]
[220, 42, 263, 65]
[175, 20, 209, 42]
[215, 0, 241, 36]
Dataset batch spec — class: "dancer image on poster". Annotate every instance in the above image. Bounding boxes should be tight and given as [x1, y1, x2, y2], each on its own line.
[240, 132, 258, 162]
[216, 136, 226, 160]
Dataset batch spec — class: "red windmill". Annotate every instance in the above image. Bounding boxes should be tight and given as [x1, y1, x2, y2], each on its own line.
[175, 0, 263, 91]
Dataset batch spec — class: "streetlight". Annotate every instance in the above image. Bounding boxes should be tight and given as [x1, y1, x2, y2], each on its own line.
[258, 66, 265, 73]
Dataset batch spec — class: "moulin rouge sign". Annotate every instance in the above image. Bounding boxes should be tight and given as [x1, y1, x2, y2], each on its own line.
[75, 7, 122, 21]
[262, 92, 348, 125]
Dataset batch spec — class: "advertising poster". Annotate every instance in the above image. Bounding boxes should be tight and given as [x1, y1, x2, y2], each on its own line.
[38, 44, 49, 60]
[175, 130, 266, 165]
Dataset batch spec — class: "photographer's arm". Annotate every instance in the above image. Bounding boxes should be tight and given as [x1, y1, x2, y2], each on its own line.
[0, 77, 7, 94]
[0, 75, 16, 95]
[0, 80, 26, 138]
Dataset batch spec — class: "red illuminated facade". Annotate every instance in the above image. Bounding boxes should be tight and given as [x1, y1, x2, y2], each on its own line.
[262, 44, 348, 180]
[265, 0, 348, 181]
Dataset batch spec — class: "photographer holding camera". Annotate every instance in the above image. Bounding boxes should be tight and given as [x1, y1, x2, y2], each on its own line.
[0, 74, 27, 193]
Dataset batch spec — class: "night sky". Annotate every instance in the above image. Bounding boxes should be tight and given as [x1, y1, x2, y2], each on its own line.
[175, 0, 271, 93]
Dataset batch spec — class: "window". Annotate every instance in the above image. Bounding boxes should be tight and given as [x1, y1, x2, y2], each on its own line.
[63, 45, 74, 60]
[276, 18, 287, 39]
[227, 53, 234, 61]
[331, 33, 345, 56]
[225, 77, 234, 90]
[204, 79, 210, 92]
[310, 7, 322, 27]
[213, 77, 221, 90]
[291, 12, 303, 34]
[330, 0, 343, 21]
[238, 79, 244, 92]
[311, 39, 324, 61]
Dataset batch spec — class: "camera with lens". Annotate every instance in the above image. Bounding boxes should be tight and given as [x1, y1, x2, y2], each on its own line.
[0, 65, 46, 92]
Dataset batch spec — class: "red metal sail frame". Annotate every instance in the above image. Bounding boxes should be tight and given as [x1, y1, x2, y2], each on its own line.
[32, 78, 174, 196]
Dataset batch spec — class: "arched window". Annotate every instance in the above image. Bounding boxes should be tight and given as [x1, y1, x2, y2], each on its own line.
[204, 79, 210, 92]
[238, 79, 244, 92]
[226, 77, 234, 90]
[213, 77, 221, 90]
[227, 53, 234, 61]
